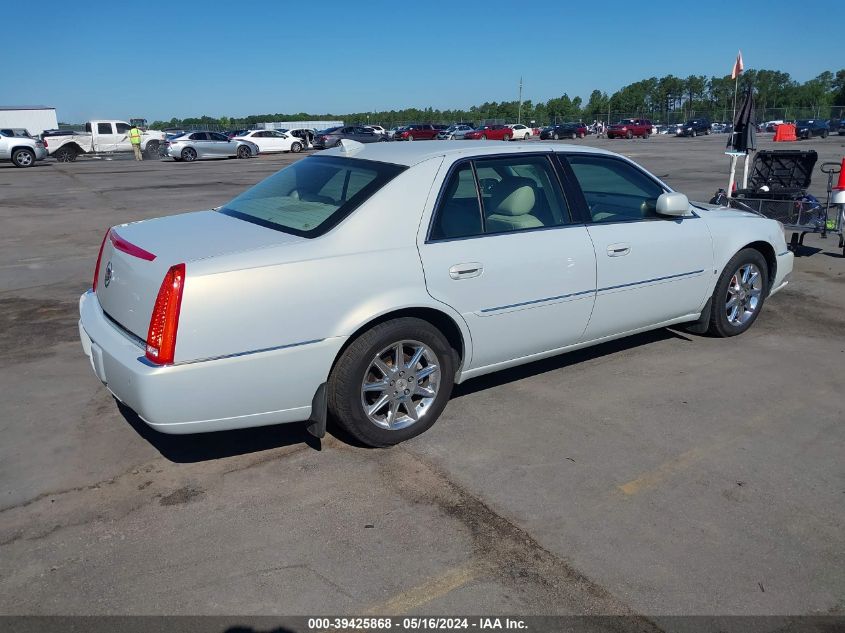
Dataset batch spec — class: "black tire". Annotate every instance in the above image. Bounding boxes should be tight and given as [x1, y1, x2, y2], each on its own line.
[503, 134, 510, 141]
[707, 248, 769, 337]
[642, 132, 649, 139]
[144, 141, 160, 160]
[11, 148, 35, 168]
[290, 141, 303, 153]
[579, 132, 585, 139]
[570, 132, 577, 140]
[553, 133, 560, 140]
[181, 147, 197, 162]
[821, 130, 828, 139]
[334, 140, 343, 148]
[704, 129, 710, 135]
[480, 134, 487, 140]
[626, 131, 633, 139]
[691, 129, 697, 137]
[54, 147, 77, 163]
[236, 145, 251, 159]
[327, 317, 456, 447]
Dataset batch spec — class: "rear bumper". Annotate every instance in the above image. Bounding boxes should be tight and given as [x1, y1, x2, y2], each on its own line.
[769, 250, 794, 297]
[78, 290, 345, 434]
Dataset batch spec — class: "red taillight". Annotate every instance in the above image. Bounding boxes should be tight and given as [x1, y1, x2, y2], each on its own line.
[92, 229, 109, 291]
[43, 138, 49, 147]
[145, 264, 186, 365]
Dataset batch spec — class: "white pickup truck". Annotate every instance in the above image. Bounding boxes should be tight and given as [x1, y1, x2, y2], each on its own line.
[45, 120, 166, 162]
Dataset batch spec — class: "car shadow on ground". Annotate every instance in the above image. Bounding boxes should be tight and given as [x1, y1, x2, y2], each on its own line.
[452, 328, 692, 399]
[118, 328, 693, 460]
[117, 400, 321, 463]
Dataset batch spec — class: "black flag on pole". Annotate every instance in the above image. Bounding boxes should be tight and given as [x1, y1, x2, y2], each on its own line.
[727, 86, 755, 153]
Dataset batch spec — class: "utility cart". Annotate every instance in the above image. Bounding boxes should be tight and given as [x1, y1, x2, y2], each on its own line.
[727, 150, 844, 257]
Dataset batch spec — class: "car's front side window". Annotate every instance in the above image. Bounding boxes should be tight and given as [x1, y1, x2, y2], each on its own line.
[565, 154, 665, 223]
[430, 155, 570, 241]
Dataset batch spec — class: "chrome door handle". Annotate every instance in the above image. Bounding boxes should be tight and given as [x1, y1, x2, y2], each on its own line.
[607, 243, 631, 257]
[449, 263, 483, 279]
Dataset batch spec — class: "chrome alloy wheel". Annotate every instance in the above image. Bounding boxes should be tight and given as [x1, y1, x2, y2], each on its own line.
[726, 263, 763, 326]
[360, 340, 440, 430]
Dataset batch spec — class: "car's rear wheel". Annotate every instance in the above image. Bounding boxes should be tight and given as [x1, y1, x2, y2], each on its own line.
[553, 133, 559, 140]
[407, 134, 415, 141]
[236, 145, 251, 159]
[54, 147, 77, 162]
[579, 132, 586, 138]
[503, 134, 510, 141]
[707, 248, 769, 337]
[691, 129, 697, 137]
[822, 130, 828, 139]
[328, 317, 456, 447]
[704, 129, 710, 135]
[525, 132, 531, 139]
[12, 148, 35, 168]
[480, 134, 487, 140]
[642, 132, 649, 139]
[290, 141, 302, 153]
[570, 132, 577, 140]
[181, 147, 197, 162]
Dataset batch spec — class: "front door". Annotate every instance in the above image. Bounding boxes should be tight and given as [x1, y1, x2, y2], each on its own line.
[114, 122, 133, 152]
[418, 153, 597, 371]
[560, 153, 713, 341]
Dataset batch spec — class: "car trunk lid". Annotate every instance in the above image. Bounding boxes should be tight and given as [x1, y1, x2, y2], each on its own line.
[95, 210, 304, 341]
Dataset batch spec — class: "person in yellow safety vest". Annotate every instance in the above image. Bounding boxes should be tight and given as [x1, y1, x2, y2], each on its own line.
[129, 124, 143, 161]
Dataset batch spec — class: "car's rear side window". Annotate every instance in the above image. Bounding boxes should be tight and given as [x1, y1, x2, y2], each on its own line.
[219, 156, 406, 238]
[430, 155, 570, 240]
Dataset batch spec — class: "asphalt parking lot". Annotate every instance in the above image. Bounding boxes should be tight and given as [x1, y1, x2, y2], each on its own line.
[1, 135, 843, 625]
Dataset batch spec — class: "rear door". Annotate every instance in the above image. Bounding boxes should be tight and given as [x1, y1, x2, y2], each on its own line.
[93, 122, 120, 152]
[0, 132, 9, 159]
[418, 153, 597, 371]
[559, 152, 712, 341]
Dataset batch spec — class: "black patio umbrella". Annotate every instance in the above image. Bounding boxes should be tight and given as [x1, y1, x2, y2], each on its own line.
[727, 86, 756, 153]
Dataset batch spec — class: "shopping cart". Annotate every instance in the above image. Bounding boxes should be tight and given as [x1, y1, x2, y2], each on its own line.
[726, 151, 844, 257]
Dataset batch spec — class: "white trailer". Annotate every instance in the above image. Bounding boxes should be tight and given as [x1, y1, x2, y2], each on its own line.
[0, 106, 58, 136]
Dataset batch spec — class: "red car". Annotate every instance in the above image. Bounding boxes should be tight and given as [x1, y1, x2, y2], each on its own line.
[396, 124, 439, 141]
[464, 124, 513, 141]
[607, 118, 652, 139]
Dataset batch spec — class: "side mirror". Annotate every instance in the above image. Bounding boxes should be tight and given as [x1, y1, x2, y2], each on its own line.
[656, 192, 690, 217]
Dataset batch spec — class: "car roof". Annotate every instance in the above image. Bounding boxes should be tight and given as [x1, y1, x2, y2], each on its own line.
[319, 140, 618, 167]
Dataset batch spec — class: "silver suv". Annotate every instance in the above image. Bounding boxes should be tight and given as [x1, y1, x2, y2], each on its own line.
[0, 129, 47, 167]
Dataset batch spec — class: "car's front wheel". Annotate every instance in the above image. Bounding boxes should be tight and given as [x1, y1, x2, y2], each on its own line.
[328, 317, 456, 447]
[708, 248, 769, 337]
[236, 145, 251, 159]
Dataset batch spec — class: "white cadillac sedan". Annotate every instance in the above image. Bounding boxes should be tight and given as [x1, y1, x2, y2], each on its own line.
[79, 141, 793, 447]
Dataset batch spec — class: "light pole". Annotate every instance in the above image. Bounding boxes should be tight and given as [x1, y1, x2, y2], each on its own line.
[518, 76, 523, 125]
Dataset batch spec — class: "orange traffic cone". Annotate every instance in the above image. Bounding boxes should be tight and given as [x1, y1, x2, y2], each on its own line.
[835, 158, 845, 190]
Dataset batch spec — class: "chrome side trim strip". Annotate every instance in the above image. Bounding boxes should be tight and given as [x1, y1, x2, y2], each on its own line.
[479, 269, 705, 314]
[597, 269, 705, 293]
[137, 339, 326, 368]
[480, 289, 594, 313]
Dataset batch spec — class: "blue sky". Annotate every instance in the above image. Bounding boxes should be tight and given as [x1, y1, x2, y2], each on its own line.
[4, 0, 839, 123]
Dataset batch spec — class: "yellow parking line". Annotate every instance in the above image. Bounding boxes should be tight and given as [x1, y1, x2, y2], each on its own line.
[366, 563, 477, 615]
[617, 447, 704, 496]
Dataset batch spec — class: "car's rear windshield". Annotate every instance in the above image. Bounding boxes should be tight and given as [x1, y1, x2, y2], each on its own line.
[219, 156, 406, 238]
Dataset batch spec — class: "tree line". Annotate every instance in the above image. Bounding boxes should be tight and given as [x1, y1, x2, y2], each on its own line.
[149, 68, 845, 130]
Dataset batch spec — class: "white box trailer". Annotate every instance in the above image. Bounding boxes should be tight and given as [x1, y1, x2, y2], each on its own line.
[0, 106, 59, 136]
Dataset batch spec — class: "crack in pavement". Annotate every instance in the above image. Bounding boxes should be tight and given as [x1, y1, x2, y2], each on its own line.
[367, 447, 663, 627]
